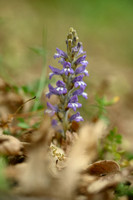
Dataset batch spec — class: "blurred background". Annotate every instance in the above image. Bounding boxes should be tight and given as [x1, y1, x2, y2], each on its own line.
[0, 0, 133, 142]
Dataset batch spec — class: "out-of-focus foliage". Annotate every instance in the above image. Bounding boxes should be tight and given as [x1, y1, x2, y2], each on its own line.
[0, 157, 9, 191]
[115, 182, 133, 198]
[99, 127, 123, 161]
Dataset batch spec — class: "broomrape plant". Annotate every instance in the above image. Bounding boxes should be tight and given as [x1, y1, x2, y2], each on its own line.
[45, 27, 89, 137]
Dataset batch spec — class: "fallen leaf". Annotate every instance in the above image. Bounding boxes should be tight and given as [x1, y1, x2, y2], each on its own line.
[0, 135, 23, 156]
[86, 160, 120, 176]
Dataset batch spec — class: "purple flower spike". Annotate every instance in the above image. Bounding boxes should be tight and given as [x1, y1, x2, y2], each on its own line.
[75, 55, 86, 65]
[54, 48, 67, 59]
[69, 112, 83, 122]
[68, 95, 82, 111]
[62, 61, 74, 75]
[45, 102, 58, 116]
[49, 65, 63, 79]
[45, 28, 88, 133]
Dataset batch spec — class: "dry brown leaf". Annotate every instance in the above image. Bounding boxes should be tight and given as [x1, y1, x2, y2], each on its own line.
[15, 115, 57, 196]
[0, 135, 23, 155]
[58, 121, 106, 199]
[78, 161, 122, 196]
[86, 160, 120, 176]
[87, 173, 122, 194]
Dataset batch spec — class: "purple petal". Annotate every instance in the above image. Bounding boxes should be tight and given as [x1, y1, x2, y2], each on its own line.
[56, 48, 67, 58]
[54, 53, 60, 59]
[83, 69, 89, 76]
[56, 80, 66, 88]
[69, 112, 83, 122]
[45, 102, 57, 116]
[74, 115, 84, 122]
[73, 75, 84, 83]
[48, 84, 55, 93]
[49, 65, 63, 74]
[73, 87, 84, 96]
[81, 92, 88, 99]
[63, 68, 74, 75]
[47, 102, 57, 111]
[48, 84, 59, 96]
[49, 66, 63, 79]
[75, 65, 86, 75]
[74, 81, 87, 88]
[48, 83, 67, 96]
[63, 61, 71, 68]
[69, 112, 80, 121]
[45, 91, 52, 99]
[68, 102, 82, 111]
[49, 73, 54, 80]
[80, 60, 89, 66]
[55, 87, 67, 95]
[77, 45, 86, 56]
[58, 58, 65, 64]
[72, 46, 78, 53]
[69, 95, 78, 103]
[75, 55, 86, 65]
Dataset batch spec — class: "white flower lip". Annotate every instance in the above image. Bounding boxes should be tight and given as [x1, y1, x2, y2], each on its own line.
[56, 87, 64, 91]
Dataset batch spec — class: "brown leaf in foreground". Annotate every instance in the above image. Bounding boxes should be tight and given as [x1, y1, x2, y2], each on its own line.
[87, 173, 122, 194]
[58, 121, 106, 199]
[15, 115, 56, 196]
[78, 160, 122, 198]
[0, 135, 23, 156]
[86, 160, 120, 176]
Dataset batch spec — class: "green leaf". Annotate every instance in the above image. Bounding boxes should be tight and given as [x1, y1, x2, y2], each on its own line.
[115, 183, 133, 197]
[115, 134, 122, 144]
[18, 122, 30, 129]
[3, 129, 11, 135]
[32, 122, 40, 129]
[125, 152, 133, 161]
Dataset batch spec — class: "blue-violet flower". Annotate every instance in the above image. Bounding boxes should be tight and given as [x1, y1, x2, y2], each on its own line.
[45, 27, 89, 137]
